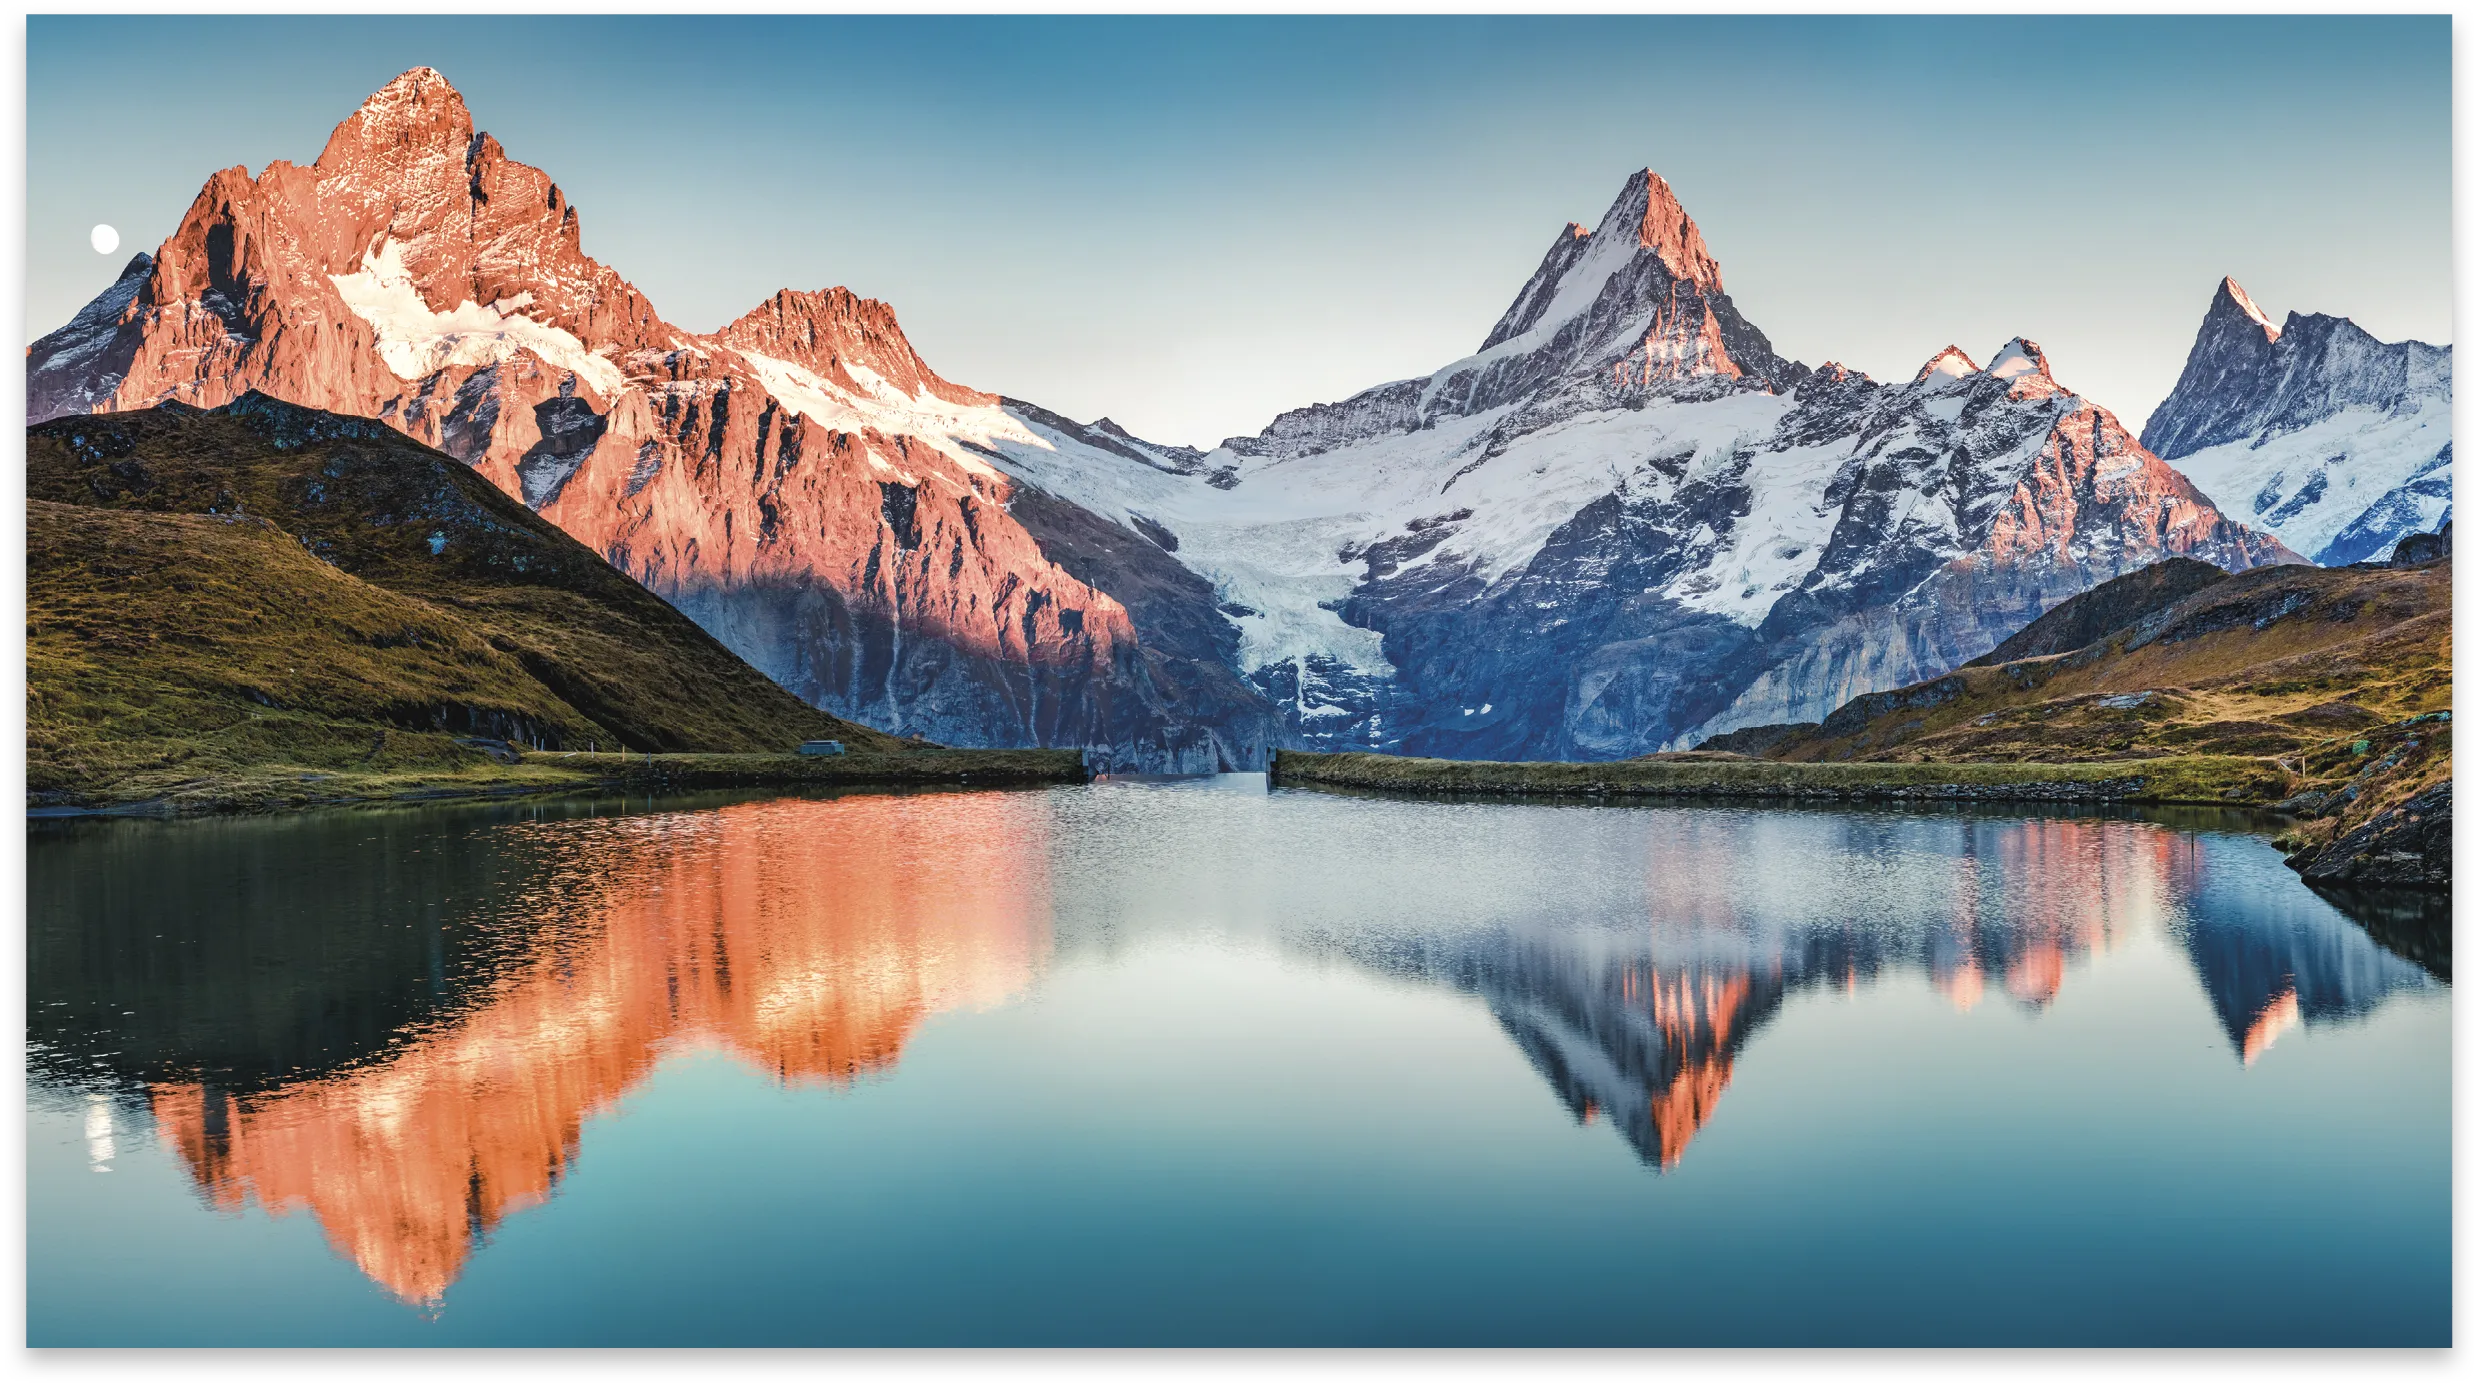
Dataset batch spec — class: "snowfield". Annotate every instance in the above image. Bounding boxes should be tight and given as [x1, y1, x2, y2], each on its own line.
[330, 240, 629, 398]
[2168, 402, 2451, 564]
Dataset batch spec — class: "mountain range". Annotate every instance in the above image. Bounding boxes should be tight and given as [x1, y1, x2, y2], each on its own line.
[29, 69, 2448, 769]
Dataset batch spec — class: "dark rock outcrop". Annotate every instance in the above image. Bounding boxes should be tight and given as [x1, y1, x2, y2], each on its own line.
[1964, 557, 2232, 667]
[2389, 521, 2451, 567]
[1692, 722, 1818, 756]
[2288, 780, 2451, 889]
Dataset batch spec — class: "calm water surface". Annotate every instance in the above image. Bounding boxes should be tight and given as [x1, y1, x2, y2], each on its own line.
[25, 775, 2451, 1345]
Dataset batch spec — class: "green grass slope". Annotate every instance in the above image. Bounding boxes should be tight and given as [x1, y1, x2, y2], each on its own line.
[28, 396, 904, 810]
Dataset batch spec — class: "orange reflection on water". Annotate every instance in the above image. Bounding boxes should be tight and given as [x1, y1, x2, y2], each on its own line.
[2241, 987, 2302, 1066]
[1645, 1055, 1735, 1169]
[1639, 965, 1758, 1167]
[1605, 815, 2216, 1167]
[1975, 819, 2199, 1011]
[147, 792, 1053, 1306]
[1939, 960, 1986, 1013]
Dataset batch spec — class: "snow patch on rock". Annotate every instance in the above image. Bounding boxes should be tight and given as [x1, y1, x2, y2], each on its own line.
[330, 240, 627, 397]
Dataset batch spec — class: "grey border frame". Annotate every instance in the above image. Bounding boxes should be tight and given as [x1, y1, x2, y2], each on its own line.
[4, 0, 2458, 1378]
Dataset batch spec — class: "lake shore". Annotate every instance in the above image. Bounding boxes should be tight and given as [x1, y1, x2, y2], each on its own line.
[1267, 748, 2447, 893]
[1266, 748, 2289, 806]
[27, 747, 1091, 819]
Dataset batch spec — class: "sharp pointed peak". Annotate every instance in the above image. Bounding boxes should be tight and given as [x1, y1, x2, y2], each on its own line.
[2211, 275, 2280, 342]
[376, 66, 458, 96]
[1987, 337, 2052, 381]
[354, 66, 470, 123]
[1912, 345, 1979, 386]
[1598, 167, 1722, 292]
[319, 66, 473, 168]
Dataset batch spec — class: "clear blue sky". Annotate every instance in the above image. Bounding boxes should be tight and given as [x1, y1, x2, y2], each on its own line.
[26, 15, 2451, 447]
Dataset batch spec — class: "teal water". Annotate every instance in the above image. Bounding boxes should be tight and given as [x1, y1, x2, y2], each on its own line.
[25, 776, 2451, 1345]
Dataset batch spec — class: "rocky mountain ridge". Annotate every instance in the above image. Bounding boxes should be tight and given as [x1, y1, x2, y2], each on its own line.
[32, 69, 2370, 769]
[2140, 276, 2450, 566]
[984, 181, 2298, 759]
[28, 68, 1273, 771]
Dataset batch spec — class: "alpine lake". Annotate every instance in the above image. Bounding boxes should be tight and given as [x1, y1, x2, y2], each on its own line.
[25, 774, 2451, 1346]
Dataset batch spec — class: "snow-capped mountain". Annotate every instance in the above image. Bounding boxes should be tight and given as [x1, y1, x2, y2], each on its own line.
[980, 174, 2295, 757]
[2140, 277, 2451, 566]
[26, 68, 1278, 770]
[29, 71, 2300, 768]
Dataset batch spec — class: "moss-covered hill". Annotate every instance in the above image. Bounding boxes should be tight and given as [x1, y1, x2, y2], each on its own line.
[28, 395, 902, 810]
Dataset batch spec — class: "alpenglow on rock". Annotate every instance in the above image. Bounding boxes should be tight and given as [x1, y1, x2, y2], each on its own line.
[25, 67, 1278, 772]
[2140, 276, 2451, 566]
[30, 71, 2295, 768]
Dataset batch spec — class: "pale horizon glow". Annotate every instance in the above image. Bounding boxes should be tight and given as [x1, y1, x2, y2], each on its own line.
[25, 15, 2451, 448]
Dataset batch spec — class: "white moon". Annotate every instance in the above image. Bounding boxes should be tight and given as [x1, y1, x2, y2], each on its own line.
[90, 224, 119, 255]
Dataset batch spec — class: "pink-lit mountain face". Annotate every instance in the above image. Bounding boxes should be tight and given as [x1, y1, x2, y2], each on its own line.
[32, 69, 2311, 766]
[29, 68, 1274, 770]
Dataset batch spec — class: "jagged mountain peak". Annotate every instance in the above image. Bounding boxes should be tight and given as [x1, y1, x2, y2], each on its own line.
[1430, 165, 1802, 414]
[715, 285, 990, 407]
[737, 284, 906, 340]
[1474, 170, 1740, 360]
[375, 64, 457, 100]
[2143, 275, 2452, 564]
[1606, 169, 1722, 293]
[316, 67, 473, 170]
[1986, 337, 2053, 382]
[2215, 275, 2280, 343]
[1912, 345, 1979, 386]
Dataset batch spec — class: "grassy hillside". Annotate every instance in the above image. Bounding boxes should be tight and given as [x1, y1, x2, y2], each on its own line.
[28, 396, 907, 811]
[1278, 554, 2447, 891]
[1747, 557, 2450, 886]
[1764, 561, 2445, 762]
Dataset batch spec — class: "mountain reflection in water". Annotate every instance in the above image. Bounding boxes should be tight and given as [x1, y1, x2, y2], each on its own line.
[26, 785, 2442, 1310]
[1303, 815, 2438, 1169]
[36, 793, 1051, 1305]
